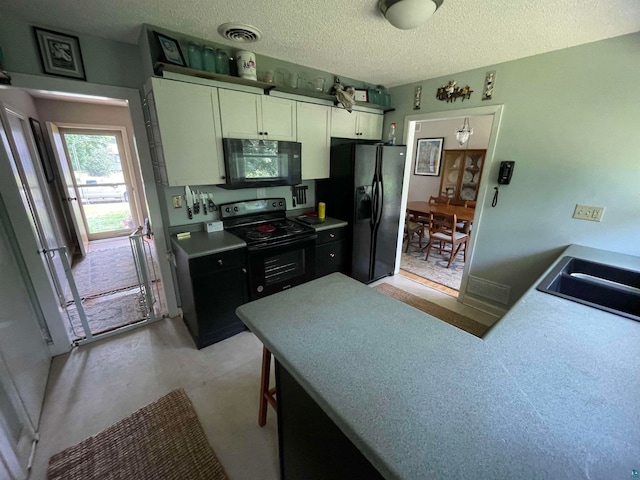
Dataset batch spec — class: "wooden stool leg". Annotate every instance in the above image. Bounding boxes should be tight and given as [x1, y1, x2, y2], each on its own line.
[258, 346, 271, 426]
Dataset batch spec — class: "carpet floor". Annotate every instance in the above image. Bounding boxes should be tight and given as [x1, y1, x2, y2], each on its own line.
[374, 283, 489, 338]
[400, 237, 465, 291]
[47, 388, 228, 480]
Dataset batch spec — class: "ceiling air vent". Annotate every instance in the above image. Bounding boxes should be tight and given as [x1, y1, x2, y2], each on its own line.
[217, 23, 263, 43]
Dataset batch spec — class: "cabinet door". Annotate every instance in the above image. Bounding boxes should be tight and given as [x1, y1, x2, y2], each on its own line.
[331, 108, 358, 139]
[358, 112, 383, 140]
[297, 102, 331, 179]
[439, 150, 465, 201]
[153, 78, 224, 186]
[460, 150, 485, 203]
[261, 96, 296, 141]
[218, 89, 261, 139]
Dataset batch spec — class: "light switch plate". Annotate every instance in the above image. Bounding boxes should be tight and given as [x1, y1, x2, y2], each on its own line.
[172, 195, 182, 208]
[573, 204, 605, 222]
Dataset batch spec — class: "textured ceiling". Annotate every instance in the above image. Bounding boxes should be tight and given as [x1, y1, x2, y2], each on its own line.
[2, 0, 640, 86]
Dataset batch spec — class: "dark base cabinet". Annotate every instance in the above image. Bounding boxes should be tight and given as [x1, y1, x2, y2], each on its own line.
[276, 360, 385, 480]
[315, 227, 347, 278]
[174, 248, 248, 349]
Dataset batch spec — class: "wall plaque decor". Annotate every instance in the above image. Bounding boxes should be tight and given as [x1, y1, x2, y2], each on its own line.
[482, 71, 496, 100]
[413, 86, 422, 110]
[436, 81, 473, 102]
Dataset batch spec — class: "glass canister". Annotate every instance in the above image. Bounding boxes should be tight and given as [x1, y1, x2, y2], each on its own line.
[187, 43, 203, 70]
[215, 50, 230, 75]
[202, 46, 217, 73]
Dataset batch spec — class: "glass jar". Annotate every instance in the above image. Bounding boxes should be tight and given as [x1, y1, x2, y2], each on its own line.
[202, 46, 217, 73]
[187, 43, 203, 70]
[215, 50, 230, 75]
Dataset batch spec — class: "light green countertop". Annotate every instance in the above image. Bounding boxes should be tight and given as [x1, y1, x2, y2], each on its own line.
[236, 244, 640, 479]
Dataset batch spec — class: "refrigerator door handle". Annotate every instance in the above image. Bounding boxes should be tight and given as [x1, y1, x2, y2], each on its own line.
[376, 178, 384, 224]
[370, 179, 378, 226]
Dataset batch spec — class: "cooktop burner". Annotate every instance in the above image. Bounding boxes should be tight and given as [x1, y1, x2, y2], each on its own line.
[220, 198, 317, 246]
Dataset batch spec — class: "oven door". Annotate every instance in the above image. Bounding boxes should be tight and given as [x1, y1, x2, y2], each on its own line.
[247, 235, 316, 300]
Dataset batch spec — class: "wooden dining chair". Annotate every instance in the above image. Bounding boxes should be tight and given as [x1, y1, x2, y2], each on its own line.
[425, 212, 469, 268]
[457, 200, 476, 232]
[404, 210, 425, 252]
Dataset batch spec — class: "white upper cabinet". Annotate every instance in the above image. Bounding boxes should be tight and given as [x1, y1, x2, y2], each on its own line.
[149, 78, 225, 186]
[358, 112, 384, 140]
[330, 108, 383, 140]
[297, 102, 331, 180]
[218, 90, 296, 141]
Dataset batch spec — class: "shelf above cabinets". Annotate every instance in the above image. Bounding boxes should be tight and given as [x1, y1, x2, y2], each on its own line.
[155, 62, 395, 113]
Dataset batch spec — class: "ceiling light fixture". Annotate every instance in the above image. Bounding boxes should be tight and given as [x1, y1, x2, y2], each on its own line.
[379, 0, 444, 30]
[455, 117, 473, 147]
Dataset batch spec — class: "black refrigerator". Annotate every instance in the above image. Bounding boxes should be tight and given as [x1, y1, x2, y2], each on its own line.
[317, 142, 407, 284]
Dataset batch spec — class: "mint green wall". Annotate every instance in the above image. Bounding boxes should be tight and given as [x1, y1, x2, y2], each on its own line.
[0, 14, 143, 88]
[387, 32, 640, 306]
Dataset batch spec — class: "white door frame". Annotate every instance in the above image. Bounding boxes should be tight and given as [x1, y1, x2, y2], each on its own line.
[396, 105, 504, 305]
[6, 73, 179, 355]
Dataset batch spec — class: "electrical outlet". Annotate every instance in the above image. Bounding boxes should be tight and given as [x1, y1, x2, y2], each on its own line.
[573, 204, 605, 222]
[172, 195, 182, 208]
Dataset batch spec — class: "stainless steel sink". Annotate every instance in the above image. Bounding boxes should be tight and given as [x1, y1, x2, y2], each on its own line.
[536, 256, 640, 321]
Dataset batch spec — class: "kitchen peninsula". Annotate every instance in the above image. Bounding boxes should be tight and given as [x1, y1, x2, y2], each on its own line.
[236, 245, 640, 479]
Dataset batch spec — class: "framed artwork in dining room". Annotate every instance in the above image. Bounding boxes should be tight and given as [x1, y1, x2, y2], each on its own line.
[33, 27, 86, 80]
[414, 138, 444, 176]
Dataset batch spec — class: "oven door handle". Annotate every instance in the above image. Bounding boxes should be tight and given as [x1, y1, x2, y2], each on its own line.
[247, 234, 318, 251]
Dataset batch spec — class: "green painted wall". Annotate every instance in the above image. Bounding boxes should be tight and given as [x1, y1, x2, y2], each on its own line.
[0, 14, 143, 89]
[387, 32, 640, 306]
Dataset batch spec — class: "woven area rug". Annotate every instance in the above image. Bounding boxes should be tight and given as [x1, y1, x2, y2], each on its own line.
[400, 237, 464, 291]
[374, 283, 489, 338]
[66, 244, 159, 301]
[47, 389, 228, 480]
[66, 291, 147, 339]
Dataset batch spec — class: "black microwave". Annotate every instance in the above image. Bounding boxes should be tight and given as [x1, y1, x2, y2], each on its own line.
[221, 138, 302, 189]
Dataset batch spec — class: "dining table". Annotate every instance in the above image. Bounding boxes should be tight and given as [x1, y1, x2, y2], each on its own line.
[406, 201, 475, 223]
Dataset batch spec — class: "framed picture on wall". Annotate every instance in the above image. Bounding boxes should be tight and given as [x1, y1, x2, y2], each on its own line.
[414, 138, 444, 176]
[154, 31, 186, 66]
[33, 27, 86, 80]
[29, 118, 55, 183]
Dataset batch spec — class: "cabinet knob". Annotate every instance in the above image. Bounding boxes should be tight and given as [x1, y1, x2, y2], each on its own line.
[218, 259, 223, 266]
[329, 233, 335, 238]
[258, 132, 263, 135]
[242, 268, 246, 273]
[330, 253, 335, 258]
[264, 131, 268, 135]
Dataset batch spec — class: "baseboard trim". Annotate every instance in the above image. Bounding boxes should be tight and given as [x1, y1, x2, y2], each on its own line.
[460, 294, 508, 318]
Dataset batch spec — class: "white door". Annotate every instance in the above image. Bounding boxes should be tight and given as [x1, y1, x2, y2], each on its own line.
[297, 102, 331, 179]
[261, 96, 296, 141]
[331, 108, 358, 138]
[359, 112, 384, 140]
[218, 89, 261, 139]
[0, 175, 51, 480]
[3, 108, 68, 302]
[47, 122, 88, 256]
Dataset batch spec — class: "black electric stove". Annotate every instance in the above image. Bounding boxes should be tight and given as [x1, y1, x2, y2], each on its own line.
[220, 198, 316, 248]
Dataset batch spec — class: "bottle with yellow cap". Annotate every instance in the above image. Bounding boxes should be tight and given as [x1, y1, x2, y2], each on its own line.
[318, 202, 326, 220]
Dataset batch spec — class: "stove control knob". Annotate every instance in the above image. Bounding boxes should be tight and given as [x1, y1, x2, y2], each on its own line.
[225, 207, 230, 213]
[272, 202, 276, 208]
[257, 285, 264, 293]
[278, 201, 283, 207]
[233, 206, 239, 212]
